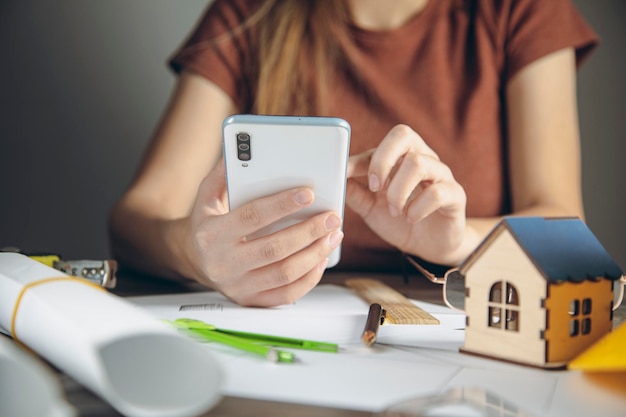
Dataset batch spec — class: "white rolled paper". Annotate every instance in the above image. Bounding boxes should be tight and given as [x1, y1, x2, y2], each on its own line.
[0, 335, 76, 417]
[0, 253, 222, 417]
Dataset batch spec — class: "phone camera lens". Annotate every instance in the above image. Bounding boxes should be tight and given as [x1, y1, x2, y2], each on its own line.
[236, 132, 251, 161]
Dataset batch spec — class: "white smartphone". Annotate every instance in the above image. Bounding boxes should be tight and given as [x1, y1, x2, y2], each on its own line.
[222, 114, 351, 268]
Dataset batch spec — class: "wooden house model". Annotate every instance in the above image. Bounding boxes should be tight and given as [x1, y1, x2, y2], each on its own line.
[459, 217, 623, 369]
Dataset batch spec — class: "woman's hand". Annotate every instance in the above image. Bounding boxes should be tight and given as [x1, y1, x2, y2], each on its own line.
[346, 124, 474, 265]
[181, 159, 344, 307]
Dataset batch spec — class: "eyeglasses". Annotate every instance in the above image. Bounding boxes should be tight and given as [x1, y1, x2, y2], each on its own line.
[403, 255, 465, 312]
[404, 254, 626, 313]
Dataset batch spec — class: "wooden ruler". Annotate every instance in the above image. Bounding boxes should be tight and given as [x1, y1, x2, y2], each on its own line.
[345, 278, 439, 325]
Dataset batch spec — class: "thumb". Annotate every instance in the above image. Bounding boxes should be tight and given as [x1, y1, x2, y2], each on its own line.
[345, 178, 376, 219]
[197, 158, 228, 209]
[347, 150, 373, 178]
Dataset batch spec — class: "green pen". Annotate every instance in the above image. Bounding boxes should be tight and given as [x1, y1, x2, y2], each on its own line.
[173, 318, 338, 353]
[213, 328, 339, 353]
[170, 319, 299, 363]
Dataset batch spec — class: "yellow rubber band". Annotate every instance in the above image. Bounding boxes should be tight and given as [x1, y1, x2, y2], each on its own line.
[10, 276, 105, 343]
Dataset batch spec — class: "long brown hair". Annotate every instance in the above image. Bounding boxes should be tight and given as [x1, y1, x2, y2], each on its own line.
[251, 1, 351, 115]
[177, 1, 361, 115]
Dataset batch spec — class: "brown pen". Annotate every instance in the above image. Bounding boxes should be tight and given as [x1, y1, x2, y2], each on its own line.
[362, 303, 386, 347]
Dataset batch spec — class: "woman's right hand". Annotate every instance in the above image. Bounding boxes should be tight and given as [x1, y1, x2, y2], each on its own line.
[108, 74, 342, 307]
[180, 158, 344, 307]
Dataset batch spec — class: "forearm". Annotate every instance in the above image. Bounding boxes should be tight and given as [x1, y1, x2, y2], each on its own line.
[461, 200, 586, 267]
[469, 200, 585, 238]
[108, 201, 199, 283]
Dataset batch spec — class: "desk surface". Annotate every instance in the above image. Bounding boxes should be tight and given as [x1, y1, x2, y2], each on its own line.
[55, 271, 626, 417]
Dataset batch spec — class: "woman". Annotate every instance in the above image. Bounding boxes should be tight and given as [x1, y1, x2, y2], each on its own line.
[108, 0, 597, 306]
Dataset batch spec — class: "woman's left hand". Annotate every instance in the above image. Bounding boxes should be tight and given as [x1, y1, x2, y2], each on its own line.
[345, 124, 472, 265]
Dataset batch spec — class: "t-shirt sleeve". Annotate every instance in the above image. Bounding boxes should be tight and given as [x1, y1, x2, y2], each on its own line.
[168, 0, 256, 108]
[503, 0, 599, 82]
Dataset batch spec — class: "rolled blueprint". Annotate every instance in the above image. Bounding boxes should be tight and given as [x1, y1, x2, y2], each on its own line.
[0, 335, 76, 417]
[0, 253, 222, 417]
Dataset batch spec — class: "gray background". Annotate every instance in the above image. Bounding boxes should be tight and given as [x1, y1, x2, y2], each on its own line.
[1, 1, 624, 271]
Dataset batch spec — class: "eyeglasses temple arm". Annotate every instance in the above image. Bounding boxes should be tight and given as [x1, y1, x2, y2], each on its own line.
[613, 275, 626, 312]
[404, 255, 447, 284]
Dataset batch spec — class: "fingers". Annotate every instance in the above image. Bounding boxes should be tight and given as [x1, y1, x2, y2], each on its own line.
[368, 124, 439, 192]
[350, 124, 461, 218]
[223, 187, 316, 238]
[191, 158, 347, 306]
[385, 153, 454, 217]
[236, 261, 327, 307]
[404, 181, 466, 224]
[242, 212, 343, 271]
[207, 199, 343, 306]
[234, 227, 343, 306]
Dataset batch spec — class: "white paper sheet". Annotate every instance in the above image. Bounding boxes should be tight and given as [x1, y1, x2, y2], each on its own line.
[130, 284, 626, 416]
[0, 253, 222, 417]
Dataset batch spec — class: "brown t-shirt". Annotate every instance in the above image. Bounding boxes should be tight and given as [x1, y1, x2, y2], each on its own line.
[170, 0, 598, 272]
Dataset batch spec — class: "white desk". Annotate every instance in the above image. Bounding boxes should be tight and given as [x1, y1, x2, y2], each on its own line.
[125, 273, 626, 417]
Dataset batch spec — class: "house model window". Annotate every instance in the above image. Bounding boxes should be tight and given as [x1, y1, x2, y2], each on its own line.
[569, 298, 592, 336]
[487, 281, 519, 331]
